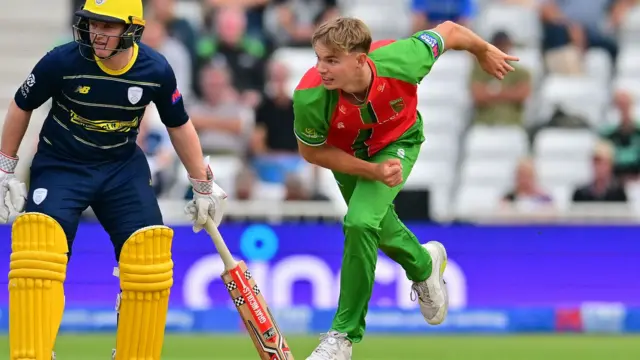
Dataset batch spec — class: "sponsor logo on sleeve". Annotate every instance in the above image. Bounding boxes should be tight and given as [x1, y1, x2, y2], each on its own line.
[20, 73, 36, 98]
[418, 33, 440, 58]
[171, 88, 182, 104]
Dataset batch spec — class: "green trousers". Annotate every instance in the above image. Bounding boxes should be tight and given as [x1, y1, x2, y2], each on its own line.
[330, 138, 433, 343]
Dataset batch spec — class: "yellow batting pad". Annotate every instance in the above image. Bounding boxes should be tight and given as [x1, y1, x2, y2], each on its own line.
[115, 225, 174, 360]
[9, 212, 68, 360]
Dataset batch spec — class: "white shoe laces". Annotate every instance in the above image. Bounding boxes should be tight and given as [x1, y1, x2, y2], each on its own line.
[313, 331, 348, 358]
[410, 281, 435, 307]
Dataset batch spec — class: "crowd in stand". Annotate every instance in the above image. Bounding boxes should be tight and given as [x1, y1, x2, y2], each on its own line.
[63, 0, 640, 217]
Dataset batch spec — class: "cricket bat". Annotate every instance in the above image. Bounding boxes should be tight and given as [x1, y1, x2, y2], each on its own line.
[203, 219, 294, 360]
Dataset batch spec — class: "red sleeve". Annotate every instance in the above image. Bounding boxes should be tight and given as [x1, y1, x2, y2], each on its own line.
[295, 67, 323, 90]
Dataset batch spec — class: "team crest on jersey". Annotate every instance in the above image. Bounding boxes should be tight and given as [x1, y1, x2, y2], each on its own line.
[127, 86, 143, 105]
[95, 0, 106, 5]
[32, 188, 48, 205]
[304, 128, 320, 139]
[390, 98, 405, 113]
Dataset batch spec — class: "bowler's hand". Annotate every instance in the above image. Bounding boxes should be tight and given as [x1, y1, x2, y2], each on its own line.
[184, 157, 228, 233]
[475, 43, 520, 80]
[0, 152, 26, 223]
[375, 159, 403, 187]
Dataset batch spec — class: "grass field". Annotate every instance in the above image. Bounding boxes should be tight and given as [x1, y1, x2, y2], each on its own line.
[1, 334, 639, 359]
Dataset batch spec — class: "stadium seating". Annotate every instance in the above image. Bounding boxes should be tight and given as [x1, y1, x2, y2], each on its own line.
[463, 125, 529, 160]
[533, 128, 596, 196]
[0, 1, 64, 182]
[539, 75, 609, 126]
[473, 4, 541, 48]
[585, 48, 613, 86]
[620, 5, 640, 47]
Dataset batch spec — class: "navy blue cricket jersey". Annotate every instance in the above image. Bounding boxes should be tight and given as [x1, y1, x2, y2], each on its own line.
[14, 42, 189, 162]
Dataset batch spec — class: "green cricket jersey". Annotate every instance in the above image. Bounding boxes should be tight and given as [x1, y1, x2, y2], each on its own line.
[292, 30, 445, 159]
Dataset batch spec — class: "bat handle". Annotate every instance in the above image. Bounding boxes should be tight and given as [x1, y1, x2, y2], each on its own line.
[203, 218, 238, 269]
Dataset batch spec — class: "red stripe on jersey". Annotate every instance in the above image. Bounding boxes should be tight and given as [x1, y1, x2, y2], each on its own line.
[295, 67, 322, 90]
[370, 40, 396, 52]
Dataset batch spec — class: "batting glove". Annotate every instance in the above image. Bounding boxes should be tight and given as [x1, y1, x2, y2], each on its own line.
[0, 151, 27, 223]
[185, 156, 228, 232]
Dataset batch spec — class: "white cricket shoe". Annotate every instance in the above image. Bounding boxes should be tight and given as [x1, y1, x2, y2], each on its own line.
[305, 331, 352, 360]
[411, 241, 449, 325]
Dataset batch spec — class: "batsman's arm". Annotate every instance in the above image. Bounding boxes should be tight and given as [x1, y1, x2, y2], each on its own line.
[2, 49, 61, 157]
[156, 61, 208, 180]
[1, 101, 32, 157]
[166, 121, 208, 180]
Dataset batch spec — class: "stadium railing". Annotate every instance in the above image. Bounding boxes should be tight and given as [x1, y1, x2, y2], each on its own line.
[78, 200, 640, 224]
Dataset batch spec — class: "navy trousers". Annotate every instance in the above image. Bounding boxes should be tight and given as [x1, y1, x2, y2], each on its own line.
[25, 146, 164, 261]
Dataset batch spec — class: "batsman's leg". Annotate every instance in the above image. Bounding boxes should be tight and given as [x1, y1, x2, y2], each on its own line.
[90, 147, 171, 359]
[13, 149, 94, 359]
[9, 213, 68, 360]
[114, 226, 174, 360]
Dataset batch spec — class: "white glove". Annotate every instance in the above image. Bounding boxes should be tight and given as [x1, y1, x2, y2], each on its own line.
[0, 152, 27, 223]
[184, 157, 228, 233]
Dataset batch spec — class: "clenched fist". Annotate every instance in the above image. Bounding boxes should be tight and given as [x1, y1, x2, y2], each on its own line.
[374, 159, 403, 187]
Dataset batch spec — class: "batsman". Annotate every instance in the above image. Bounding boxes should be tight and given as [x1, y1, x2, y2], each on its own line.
[294, 17, 519, 360]
[1, 0, 228, 359]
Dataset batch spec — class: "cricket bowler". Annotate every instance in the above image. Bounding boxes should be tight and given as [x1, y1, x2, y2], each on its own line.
[294, 18, 518, 360]
[0, 0, 227, 359]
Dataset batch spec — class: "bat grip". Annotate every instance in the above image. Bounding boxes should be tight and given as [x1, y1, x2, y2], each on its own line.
[203, 218, 238, 270]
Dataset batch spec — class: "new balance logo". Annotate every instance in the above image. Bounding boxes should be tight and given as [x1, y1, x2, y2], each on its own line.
[75, 86, 91, 94]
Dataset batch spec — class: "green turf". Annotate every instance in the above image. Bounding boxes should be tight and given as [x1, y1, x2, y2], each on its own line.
[1, 334, 639, 359]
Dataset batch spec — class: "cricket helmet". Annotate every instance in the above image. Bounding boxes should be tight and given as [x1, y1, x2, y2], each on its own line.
[73, 0, 146, 60]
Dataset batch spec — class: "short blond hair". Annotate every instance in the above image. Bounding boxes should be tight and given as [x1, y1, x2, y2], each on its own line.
[312, 17, 372, 54]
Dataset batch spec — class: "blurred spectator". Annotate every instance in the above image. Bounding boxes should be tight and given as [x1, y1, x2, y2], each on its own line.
[146, 0, 199, 91]
[234, 165, 259, 200]
[572, 140, 628, 203]
[197, 6, 267, 108]
[263, 0, 340, 47]
[250, 60, 307, 184]
[142, 18, 193, 104]
[189, 64, 255, 156]
[470, 31, 531, 126]
[251, 60, 298, 155]
[284, 173, 330, 201]
[600, 91, 640, 181]
[202, 0, 271, 39]
[501, 157, 554, 210]
[540, 0, 623, 74]
[138, 104, 177, 196]
[501, 0, 538, 5]
[411, 0, 475, 33]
